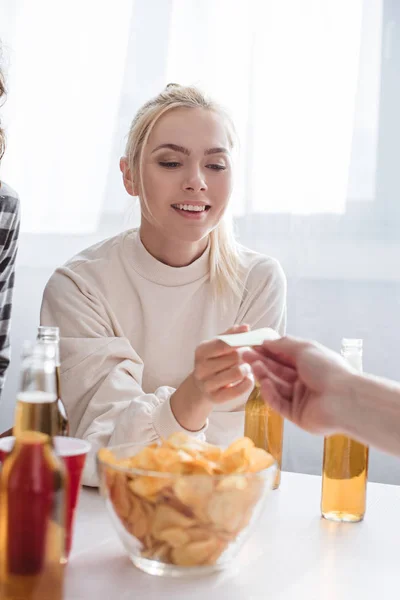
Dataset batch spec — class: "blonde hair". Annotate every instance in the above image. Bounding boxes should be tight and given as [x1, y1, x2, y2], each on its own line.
[124, 83, 244, 302]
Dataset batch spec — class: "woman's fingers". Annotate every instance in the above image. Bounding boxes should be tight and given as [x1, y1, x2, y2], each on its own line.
[223, 323, 250, 335]
[203, 362, 252, 394]
[195, 338, 237, 361]
[196, 324, 249, 361]
[211, 374, 254, 404]
[194, 324, 252, 403]
[196, 324, 250, 374]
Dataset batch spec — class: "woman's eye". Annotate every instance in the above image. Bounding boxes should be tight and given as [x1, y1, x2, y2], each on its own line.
[159, 161, 181, 168]
[207, 164, 226, 171]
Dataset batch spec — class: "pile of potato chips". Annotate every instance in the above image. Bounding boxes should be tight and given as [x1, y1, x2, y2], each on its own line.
[98, 434, 274, 568]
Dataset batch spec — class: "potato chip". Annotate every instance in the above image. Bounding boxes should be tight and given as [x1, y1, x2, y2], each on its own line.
[220, 449, 249, 474]
[204, 540, 228, 565]
[142, 542, 170, 562]
[185, 527, 213, 543]
[164, 432, 192, 449]
[223, 437, 255, 456]
[98, 447, 119, 465]
[110, 473, 131, 519]
[127, 447, 159, 471]
[125, 496, 148, 539]
[173, 475, 214, 507]
[216, 474, 249, 492]
[171, 538, 220, 567]
[152, 505, 195, 539]
[157, 527, 190, 548]
[247, 447, 275, 472]
[207, 490, 248, 533]
[141, 498, 156, 523]
[129, 475, 172, 500]
[152, 447, 185, 473]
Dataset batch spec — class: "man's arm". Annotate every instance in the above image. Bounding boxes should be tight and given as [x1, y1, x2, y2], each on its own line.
[244, 336, 400, 457]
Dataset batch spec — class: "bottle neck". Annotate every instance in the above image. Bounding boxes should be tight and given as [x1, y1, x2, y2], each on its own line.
[14, 393, 59, 438]
[37, 339, 60, 367]
[16, 351, 58, 437]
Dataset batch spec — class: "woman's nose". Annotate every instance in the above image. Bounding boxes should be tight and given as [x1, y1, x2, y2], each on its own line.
[182, 168, 207, 193]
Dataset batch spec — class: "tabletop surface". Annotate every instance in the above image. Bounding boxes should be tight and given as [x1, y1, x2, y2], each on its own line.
[65, 472, 400, 600]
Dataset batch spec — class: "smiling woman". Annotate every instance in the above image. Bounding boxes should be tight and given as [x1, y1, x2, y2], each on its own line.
[40, 84, 287, 486]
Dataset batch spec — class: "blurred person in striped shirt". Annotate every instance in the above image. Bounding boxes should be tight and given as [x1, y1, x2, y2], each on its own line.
[0, 50, 20, 405]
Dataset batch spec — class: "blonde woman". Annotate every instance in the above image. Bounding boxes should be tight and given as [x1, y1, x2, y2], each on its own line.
[41, 84, 287, 485]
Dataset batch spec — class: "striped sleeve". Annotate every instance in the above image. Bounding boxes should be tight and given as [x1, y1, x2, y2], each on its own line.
[0, 193, 21, 398]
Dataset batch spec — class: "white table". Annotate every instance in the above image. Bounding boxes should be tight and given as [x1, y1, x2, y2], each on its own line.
[65, 472, 400, 599]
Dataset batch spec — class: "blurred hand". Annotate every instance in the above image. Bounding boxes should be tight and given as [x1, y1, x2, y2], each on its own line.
[242, 336, 356, 435]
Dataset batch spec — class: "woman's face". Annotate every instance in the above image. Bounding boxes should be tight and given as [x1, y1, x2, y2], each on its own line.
[136, 107, 233, 243]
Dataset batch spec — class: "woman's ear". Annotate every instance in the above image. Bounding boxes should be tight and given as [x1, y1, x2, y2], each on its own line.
[120, 157, 139, 196]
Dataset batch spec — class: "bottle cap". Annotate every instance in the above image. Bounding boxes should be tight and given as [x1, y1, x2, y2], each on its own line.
[341, 338, 363, 350]
[37, 326, 60, 342]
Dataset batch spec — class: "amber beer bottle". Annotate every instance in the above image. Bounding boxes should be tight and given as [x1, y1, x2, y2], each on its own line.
[13, 343, 60, 438]
[321, 339, 369, 522]
[37, 326, 69, 436]
[0, 431, 67, 600]
[244, 381, 284, 489]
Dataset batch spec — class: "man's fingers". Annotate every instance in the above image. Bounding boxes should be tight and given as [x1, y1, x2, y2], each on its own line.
[258, 379, 293, 422]
[242, 348, 297, 384]
[254, 336, 310, 368]
[251, 360, 294, 400]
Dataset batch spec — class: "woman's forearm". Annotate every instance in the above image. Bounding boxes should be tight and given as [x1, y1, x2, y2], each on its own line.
[337, 371, 400, 456]
[170, 374, 214, 432]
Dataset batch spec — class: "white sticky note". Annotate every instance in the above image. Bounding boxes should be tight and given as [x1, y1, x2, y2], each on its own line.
[217, 327, 280, 347]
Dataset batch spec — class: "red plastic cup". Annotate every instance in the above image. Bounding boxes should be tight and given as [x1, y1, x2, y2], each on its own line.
[0, 436, 13, 463]
[0, 435, 90, 559]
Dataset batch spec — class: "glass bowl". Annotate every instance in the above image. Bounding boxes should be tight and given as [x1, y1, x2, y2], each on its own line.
[97, 441, 276, 577]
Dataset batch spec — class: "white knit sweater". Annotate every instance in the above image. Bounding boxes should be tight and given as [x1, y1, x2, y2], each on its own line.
[41, 229, 286, 485]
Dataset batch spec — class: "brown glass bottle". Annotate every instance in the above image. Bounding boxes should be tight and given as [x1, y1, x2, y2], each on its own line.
[0, 431, 67, 600]
[13, 343, 59, 438]
[321, 339, 369, 522]
[37, 326, 69, 436]
[244, 382, 284, 489]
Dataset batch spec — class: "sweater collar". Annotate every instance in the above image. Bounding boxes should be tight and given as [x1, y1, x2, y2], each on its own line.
[127, 228, 210, 286]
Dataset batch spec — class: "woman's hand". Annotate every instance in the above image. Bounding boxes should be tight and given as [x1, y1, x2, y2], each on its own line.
[192, 323, 254, 404]
[170, 324, 254, 431]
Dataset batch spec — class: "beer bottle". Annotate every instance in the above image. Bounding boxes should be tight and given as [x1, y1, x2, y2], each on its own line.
[321, 338, 369, 522]
[244, 381, 284, 489]
[37, 326, 69, 436]
[0, 431, 67, 600]
[13, 343, 59, 438]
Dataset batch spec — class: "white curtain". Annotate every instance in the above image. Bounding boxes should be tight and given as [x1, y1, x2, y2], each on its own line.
[167, 0, 365, 216]
[0, 0, 133, 233]
[1, 0, 369, 232]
